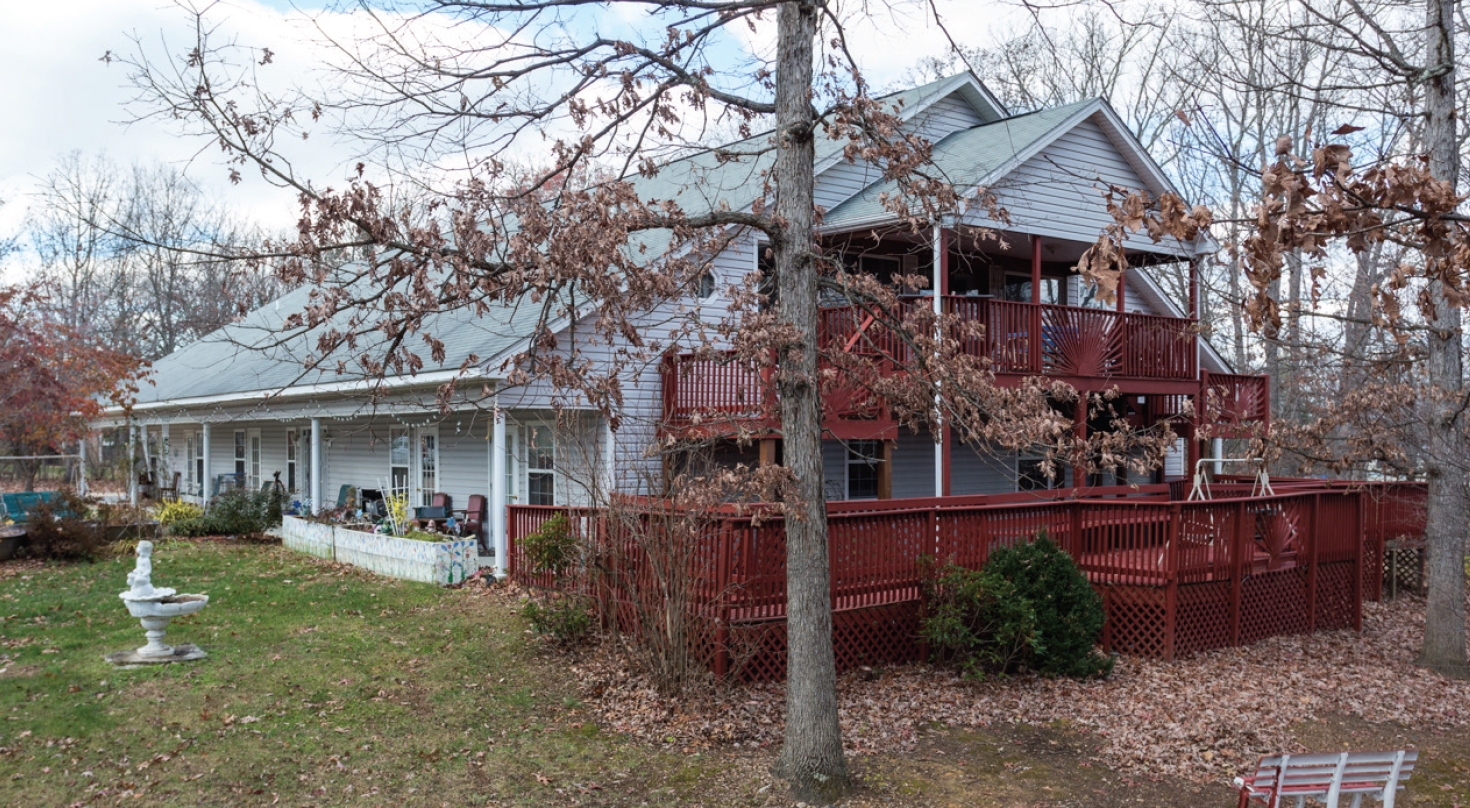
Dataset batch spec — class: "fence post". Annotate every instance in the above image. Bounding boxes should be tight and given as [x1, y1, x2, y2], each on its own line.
[714, 517, 732, 680]
[1352, 492, 1364, 631]
[1165, 503, 1180, 660]
[1307, 493, 1320, 632]
[1231, 500, 1246, 646]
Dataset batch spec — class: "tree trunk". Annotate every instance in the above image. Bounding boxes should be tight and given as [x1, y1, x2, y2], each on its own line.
[1418, 0, 1468, 678]
[770, 1, 850, 801]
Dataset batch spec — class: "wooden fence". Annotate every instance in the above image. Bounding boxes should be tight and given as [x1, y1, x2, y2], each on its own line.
[508, 481, 1427, 681]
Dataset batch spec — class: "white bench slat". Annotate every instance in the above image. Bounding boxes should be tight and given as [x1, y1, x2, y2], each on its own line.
[1237, 750, 1416, 808]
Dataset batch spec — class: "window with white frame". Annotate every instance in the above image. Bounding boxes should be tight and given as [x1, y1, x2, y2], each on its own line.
[234, 431, 246, 479]
[285, 429, 298, 492]
[389, 427, 410, 494]
[527, 423, 555, 506]
[845, 440, 881, 500]
[248, 429, 262, 490]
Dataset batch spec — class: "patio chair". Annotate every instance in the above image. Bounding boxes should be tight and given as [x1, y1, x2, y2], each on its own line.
[456, 494, 488, 552]
[412, 492, 452, 529]
[156, 472, 181, 500]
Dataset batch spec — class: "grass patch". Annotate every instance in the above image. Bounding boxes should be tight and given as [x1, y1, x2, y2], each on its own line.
[0, 542, 708, 806]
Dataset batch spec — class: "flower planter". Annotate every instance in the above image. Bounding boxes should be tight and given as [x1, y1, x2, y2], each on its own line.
[280, 515, 476, 586]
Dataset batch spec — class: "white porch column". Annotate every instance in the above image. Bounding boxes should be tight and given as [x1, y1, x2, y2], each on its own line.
[490, 405, 508, 578]
[160, 422, 171, 487]
[310, 417, 323, 515]
[128, 421, 137, 506]
[932, 222, 945, 498]
[201, 423, 212, 507]
[602, 417, 616, 497]
[1212, 437, 1225, 477]
[77, 437, 88, 498]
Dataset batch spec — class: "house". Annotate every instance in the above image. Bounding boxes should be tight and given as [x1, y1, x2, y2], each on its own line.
[94, 72, 1268, 574]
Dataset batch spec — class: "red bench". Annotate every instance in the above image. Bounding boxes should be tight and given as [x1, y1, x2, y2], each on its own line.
[1235, 750, 1416, 808]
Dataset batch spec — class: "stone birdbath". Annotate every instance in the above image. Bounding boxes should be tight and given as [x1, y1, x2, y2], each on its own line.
[105, 541, 210, 665]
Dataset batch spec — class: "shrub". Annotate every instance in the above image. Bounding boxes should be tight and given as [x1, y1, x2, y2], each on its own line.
[523, 594, 593, 645]
[169, 489, 283, 538]
[922, 532, 1112, 679]
[521, 513, 577, 577]
[24, 490, 109, 562]
[154, 499, 204, 526]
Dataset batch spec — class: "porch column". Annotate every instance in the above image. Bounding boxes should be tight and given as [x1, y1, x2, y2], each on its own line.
[310, 417, 323, 515]
[77, 437, 87, 498]
[160, 422, 171, 488]
[1073, 393, 1088, 488]
[602, 417, 616, 497]
[201, 423, 212, 507]
[1116, 265, 1127, 313]
[933, 223, 948, 498]
[1030, 235, 1044, 372]
[128, 420, 137, 506]
[490, 405, 508, 578]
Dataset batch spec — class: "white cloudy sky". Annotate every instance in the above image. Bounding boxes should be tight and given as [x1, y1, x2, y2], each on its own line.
[0, 0, 1041, 278]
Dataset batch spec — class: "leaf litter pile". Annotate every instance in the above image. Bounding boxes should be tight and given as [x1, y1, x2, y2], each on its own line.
[572, 595, 1470, 783]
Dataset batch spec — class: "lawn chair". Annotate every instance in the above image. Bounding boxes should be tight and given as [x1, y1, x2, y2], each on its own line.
[456, 494, 488, 552]
[156, 472, 181, 500]
[1235, 750, 1416, 808]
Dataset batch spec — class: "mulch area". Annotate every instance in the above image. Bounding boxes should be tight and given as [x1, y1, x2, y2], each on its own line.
[570, 594, 1470, 784]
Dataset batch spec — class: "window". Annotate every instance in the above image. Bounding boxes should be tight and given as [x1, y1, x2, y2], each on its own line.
[389, 427, 410, 494]
[1017, 456, 1062, 491]
[417, 427, 438, 506]
[286, 429, 298, 492]
[249, 430, 262, 490]
[846, 440, 881, 500]
[234, 431, 246, 478]
[1078, 281, 1114, 310]
[696, 271, 717, 300]
[527, 424, 555, 506]
[1003, 275, 1059, 304]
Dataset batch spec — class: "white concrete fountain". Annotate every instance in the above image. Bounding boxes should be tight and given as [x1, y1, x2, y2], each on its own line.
[104, 541, 210, 666]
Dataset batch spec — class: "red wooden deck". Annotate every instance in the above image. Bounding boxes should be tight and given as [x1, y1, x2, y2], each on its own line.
[507, 480, 1425, 682]
[658, 298, 1268, 439]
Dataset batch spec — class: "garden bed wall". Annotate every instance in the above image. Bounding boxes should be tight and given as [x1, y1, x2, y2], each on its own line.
[281, 515, 477, 586]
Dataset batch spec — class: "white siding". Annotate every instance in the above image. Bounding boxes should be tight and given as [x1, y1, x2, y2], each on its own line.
[951, 444, 1018, 496]
[890, 433, 937, 499]
[909, 94, 986, 143]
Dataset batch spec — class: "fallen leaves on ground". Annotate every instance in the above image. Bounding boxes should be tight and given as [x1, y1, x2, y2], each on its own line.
[574, 595, 1470, 784]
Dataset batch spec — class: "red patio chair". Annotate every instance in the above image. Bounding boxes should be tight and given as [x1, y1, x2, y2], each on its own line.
[411, 492, 452, 529]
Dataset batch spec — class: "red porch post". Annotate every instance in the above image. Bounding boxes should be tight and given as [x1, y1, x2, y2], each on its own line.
[1073, 393, 1088, 489]
[1030, 234, 1043, 373]
[1116, 260, 1126, 313]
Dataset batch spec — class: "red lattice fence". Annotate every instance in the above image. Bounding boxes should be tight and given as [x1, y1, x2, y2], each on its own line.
[509, 482, 1423, 682]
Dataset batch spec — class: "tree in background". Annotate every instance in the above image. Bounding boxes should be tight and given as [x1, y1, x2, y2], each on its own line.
[0, 286, 142, 491]
[25, 152, 284, 361]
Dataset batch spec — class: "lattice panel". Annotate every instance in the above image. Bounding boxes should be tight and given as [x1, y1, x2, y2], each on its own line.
[726, 601, 925, 683]
[1383, 545, 1427, 599]
[1099, 585, 1168, 658]
[1315, 562, 1356, 631]
[1174, 581, 1232, 657]
[1240, 569, 1310, 645]
[833, 601, 923, 672]
[1363, 534, 1385, 603]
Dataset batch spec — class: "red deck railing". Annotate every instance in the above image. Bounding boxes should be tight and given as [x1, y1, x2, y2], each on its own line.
[508, 480, 1425, 680]
[664, 298, 1216, 431]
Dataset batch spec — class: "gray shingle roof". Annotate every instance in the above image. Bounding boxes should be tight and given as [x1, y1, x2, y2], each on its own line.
[135, 74, 1066, 407]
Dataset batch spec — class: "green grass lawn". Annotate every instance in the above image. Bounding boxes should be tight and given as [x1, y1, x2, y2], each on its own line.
[0, 541, 710, 807]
